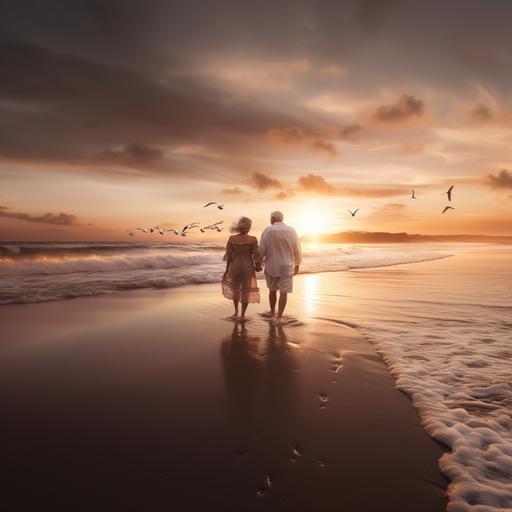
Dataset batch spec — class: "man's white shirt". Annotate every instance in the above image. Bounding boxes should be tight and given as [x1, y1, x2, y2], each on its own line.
[259, 222, 302, 277]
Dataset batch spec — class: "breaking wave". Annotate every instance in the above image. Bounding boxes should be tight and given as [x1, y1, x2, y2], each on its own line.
[0, 241, 451, 304]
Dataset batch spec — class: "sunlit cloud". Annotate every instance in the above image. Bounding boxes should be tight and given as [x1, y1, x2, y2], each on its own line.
[250, 171, 283, 191]
[0, 205, 84, 226]
[373, 94, 425, 123]
[1, 1, 512, 238]
[487, 169, 512, 190]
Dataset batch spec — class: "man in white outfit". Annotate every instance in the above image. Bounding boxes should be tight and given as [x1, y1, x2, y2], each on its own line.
[259, 211, 302, 320]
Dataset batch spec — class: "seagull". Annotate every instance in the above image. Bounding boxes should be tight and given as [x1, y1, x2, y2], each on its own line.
[127, 230, 135, 236]
[442, 206, 455, 214]
[136, 227, 151, 233]
[204, 202, 224, 210]
[346, 209, 359, 217]
[200, 220, 224, 232]
[182, 222, 200, 231]
[166, 228, 180, 235]
[153, 226, 165, 235]
[447, 185, 454, 202]
[411, 189, 416, 199]
[179, 223, 200, 237]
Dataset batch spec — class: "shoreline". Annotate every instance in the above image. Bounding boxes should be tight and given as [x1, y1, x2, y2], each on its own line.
[0, 273, 448, 511]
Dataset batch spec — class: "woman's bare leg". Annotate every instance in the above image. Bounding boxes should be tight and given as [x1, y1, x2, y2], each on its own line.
[240, 301, 249, 320]
[229, 299, 239, 320]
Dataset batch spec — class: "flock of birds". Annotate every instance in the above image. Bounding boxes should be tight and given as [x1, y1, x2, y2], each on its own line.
[126, 202, 225, 237]
[414, 184, 455, 214]
[347, 185, 456, 217]
[126, 187, 457, 237]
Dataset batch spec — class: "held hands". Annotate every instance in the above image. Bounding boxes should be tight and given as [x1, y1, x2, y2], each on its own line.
[294, 265, 300, 275]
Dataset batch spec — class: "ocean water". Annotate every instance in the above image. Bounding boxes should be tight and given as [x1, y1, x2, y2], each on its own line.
[302, 247, 511, 512]
[0, 241, 450, 304]
[1, 241, 511, 511]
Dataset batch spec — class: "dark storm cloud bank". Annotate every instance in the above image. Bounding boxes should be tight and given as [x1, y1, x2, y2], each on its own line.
[0, 205, 82, 225]
[1, 0, 512, 178]
[0, 37, 301, 169]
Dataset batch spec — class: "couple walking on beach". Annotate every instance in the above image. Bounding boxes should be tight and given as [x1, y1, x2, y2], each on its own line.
[222, 211, 302, 323]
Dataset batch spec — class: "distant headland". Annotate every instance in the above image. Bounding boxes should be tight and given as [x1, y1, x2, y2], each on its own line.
[300, 231, 512, 244]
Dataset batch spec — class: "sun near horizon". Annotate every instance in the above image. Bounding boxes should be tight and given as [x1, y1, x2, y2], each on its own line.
[1, 1, 511, 241]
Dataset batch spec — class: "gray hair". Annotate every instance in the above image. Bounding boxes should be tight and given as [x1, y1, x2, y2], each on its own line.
[230, 216, 252, 234]
[270, 211, 284, 222]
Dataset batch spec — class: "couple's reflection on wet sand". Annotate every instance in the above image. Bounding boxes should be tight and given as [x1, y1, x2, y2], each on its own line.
[221, 322, 299, 447]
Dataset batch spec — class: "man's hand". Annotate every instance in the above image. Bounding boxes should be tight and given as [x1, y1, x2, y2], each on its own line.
[294, 265, 300, 275]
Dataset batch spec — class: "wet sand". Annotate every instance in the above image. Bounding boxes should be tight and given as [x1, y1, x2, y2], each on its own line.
[0, 273, 447, 511]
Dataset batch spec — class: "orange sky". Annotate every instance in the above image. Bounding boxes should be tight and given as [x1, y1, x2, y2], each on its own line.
[1, 1, 511, 240]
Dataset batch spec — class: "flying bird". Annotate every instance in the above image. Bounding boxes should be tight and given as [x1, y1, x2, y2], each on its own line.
[204, 202, 224, 210]
[153, 226, 165, 235]
[346, 209, 359, 217]
[411, 189, 416, 199]
[166, 229, 180, 235]
[136, 227, 151, 233]
[446, 185, 454, 202]
[127, 230, 135, 236]
[200, 220, 224, 232]
[182, 222, 200, 231]
[442, 206, 455, 214]
[179, 223, 200, 237]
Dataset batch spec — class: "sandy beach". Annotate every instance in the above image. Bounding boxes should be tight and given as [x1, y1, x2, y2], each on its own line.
[0, 269, 448, 511]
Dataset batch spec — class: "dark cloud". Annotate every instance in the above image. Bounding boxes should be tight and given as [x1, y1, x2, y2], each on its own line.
[298, 173, 336, 194]
[251, 172, 283, 191]
[470, 104, 493, 122]
[487, 169, 512, 189]
[0, 37, 298, 172]
[0, 205, 82, 225]
[1, 0, 512, 186]
[263, 126, 338, 156]
[373, 94, 424, 123]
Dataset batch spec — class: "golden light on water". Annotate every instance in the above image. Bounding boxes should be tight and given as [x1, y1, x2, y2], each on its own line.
[302, 273, 319, 315]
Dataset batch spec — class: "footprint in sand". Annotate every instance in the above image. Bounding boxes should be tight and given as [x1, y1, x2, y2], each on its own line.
[256, 474, 275, 496]
[290, 445, 304, 462]
[329, 352, 344, 374]
[330, 362, 343, 374]
[318, 393, 329, 409]
[256, 486, 267, 496]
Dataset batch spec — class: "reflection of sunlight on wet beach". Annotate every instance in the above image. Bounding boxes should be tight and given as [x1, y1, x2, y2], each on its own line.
[302, 273, 319, 315]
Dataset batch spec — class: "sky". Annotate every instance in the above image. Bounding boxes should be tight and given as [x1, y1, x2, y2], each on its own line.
[1, 0, 512, 241]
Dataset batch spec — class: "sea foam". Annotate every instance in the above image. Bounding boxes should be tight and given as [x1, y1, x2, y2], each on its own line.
[0, 242, 450, 304]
